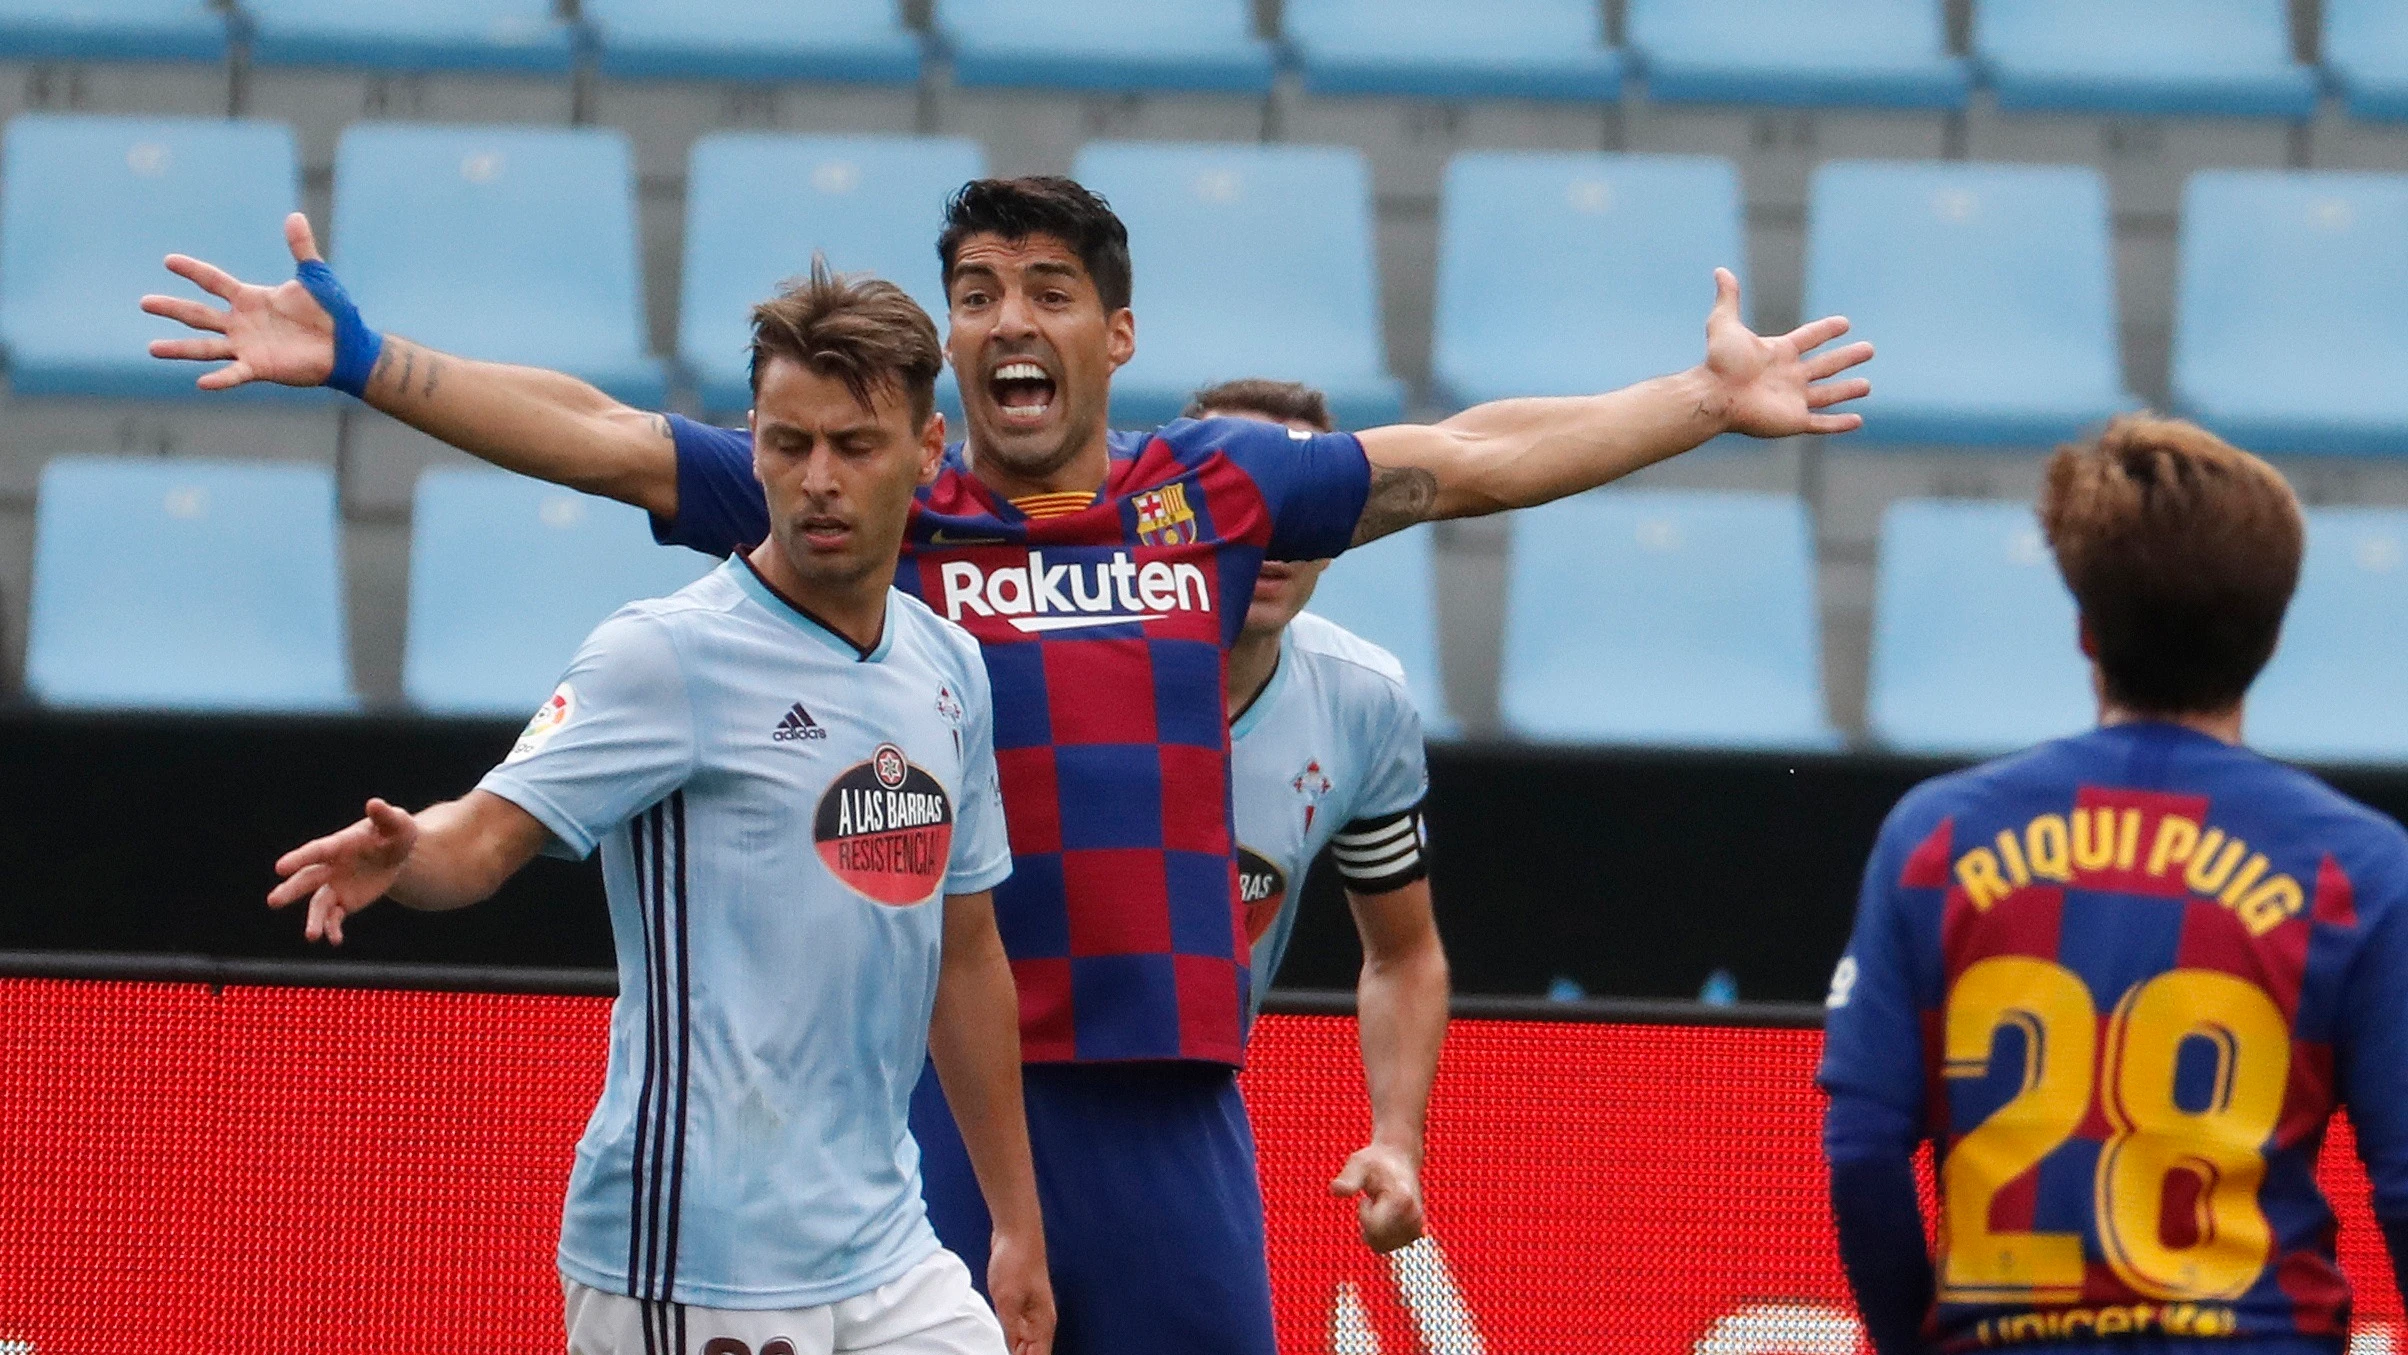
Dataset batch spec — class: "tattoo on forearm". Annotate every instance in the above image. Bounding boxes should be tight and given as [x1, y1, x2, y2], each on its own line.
[393, 344, 416, 398]
[365, 341, 396, 395]
[421, 355, 441, 398]
[1352, 465, 1439, 546]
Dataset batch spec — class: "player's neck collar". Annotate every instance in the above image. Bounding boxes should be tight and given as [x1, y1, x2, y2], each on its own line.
[729, 555, 893, 664]
[1229, 627, 1295, 741]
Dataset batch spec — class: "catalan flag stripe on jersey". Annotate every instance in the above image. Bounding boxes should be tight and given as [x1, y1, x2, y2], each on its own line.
[657, 414, 1372, 1066]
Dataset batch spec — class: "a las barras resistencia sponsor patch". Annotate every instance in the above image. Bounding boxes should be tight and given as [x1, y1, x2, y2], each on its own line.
[813, 742, 955, 906]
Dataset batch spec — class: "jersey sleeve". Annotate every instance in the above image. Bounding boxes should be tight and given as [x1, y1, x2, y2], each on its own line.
[2339, 865, 2408, 1225]
[1186, 416, 1372, 562]
[1817, 796, 1938, 1147]
[475, 609, 697, 861]
[1331, 676, 1431, 897]
[1352, 679, 1430, 822]
[943, 638, 1013, 896]
[651, 414, 769, 559]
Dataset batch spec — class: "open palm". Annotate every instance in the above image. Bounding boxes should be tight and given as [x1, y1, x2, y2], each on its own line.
[1702, 267, 1874, 438]
[141, 211, 338, 391]
[266, 798, 419, 945]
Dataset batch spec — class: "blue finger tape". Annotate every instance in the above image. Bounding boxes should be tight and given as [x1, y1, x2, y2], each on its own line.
[295, 259, 383, 399]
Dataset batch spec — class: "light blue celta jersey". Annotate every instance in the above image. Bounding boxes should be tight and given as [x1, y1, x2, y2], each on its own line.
[475, 556, 1012, 1310]
[1229, 611, 1430, 1024]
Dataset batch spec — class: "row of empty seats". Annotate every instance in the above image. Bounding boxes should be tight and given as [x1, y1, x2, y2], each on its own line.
[29, 458, 706, 713]
[23, 112, 2408, 448]
[31, 456, 2408, 765]
[3, 0, 2402, 120]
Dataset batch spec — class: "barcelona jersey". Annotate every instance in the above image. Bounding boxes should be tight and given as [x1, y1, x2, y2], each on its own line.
[656, 414, 1372, 1067]
[1821, 723, 2408, 1352]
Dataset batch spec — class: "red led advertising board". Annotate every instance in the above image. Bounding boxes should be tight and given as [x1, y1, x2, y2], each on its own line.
[0, 979, 2396, 1354]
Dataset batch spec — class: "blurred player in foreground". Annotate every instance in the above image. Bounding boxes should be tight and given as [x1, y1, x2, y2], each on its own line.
[1195, 378, 1447, 1254]
[265, 271, 1054, 1355]
[149, 176, 1871, 1355]
[1820, 416, 2408, 1355]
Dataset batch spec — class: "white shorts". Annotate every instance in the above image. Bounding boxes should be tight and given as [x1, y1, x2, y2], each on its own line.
[563, 1249, 1005, 1355]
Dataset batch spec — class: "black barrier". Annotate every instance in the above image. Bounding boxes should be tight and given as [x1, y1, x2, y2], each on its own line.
[7, 710, 2406, 1001]
[0, 950, 1829, 1027]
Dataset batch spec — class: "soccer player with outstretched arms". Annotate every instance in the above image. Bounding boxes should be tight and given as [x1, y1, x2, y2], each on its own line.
[151, 176, 1873, 1354]
[263, 272, 1055, 1355]
[1820, 416, 2408, 1355]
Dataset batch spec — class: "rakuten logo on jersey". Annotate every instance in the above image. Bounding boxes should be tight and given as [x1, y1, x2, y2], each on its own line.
[939, 550, 1213, 634]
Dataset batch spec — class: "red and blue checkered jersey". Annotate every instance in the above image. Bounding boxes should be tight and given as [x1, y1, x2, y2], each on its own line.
[657, 415, 1372, 1066]
[1821, 723, 2408, 1354]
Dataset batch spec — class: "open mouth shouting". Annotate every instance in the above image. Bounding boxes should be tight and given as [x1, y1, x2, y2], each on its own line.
[989, 358, 1058, 430]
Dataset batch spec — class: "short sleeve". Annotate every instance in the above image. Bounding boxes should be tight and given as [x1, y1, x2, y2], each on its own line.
[1352, 681, 1428, 823]
[2340, 876, 2408, 1220]
[475, 609, 697, 861]
[943, 639, 1013, 896]
[652, 414, 769, 558]
[1816, 801, 1934, 1145]
[1182, 416, 1372, 562]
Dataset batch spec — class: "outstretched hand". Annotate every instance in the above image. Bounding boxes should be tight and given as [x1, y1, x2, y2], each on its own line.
[1702, 267, 1874, 438]
[1331, 1141, 1427, 1255]
[266, 797, 420, 945]
[142, 212, 338, 391]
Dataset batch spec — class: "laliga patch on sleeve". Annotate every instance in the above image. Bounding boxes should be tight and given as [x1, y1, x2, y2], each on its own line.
[505, 683, 577, 763]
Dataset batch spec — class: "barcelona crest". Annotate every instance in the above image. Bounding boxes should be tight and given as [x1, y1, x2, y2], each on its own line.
[1132, 483, 1200, 547]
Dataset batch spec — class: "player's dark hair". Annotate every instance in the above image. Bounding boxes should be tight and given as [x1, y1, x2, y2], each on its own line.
[749, 256, 943, 427]
[938, 176, 1134, 313]
[1182, 378, 1335, 433]
[2040, 414, 2303, 717]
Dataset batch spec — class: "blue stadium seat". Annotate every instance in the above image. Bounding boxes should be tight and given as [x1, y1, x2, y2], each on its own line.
[1435, 152, 1739, 409]
[1866, 499, 2092, 755]
[1974, 0, 2315, 118]
[0, 0, 224, 61]
[333, 125, 663, 407]
[404, 470, 715, 715]
[242, 0, 574, 73]
[1283, 0, 1621, 102]
[1072, 142, 1402, 429]
[2175, 171, 2408, 457]
[1301, 525, 1452, 736]
[27, 457, 353, 710]
[587, 0, 919, 85]
[937, 0, 1273, 94]
[2251, 508, 2408, 763]
[1806, 161, 2136, 446]
[682, 134, 981, 417]
[1501, 489, 1836, 749]
[0, 114, 325, 401]
[2327, 0, 2408, 122]
[1627, 0, 1966, 109]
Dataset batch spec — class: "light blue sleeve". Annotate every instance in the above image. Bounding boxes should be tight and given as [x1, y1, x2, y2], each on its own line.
[475, 609, 698, 861]
[944, 635, 1013, 896]
[1349, 676, 1429, 825]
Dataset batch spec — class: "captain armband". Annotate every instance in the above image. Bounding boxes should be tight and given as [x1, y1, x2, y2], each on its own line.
[1331, 805, 1429, 894]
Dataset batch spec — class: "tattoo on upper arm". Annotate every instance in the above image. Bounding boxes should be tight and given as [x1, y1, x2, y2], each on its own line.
[1351, 464, 1439, 546]
[649, 412, 674, 444]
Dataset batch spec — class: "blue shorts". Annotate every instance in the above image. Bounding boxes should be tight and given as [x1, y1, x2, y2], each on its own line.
[910, 1060, 1277, 1355]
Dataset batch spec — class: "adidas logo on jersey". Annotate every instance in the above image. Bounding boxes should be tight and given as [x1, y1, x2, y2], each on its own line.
[937, 550, 1214, 634]
[771, 702, 828, 742]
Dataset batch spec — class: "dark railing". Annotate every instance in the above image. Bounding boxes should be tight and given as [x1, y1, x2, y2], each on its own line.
[0, 950, 1828, 1027]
